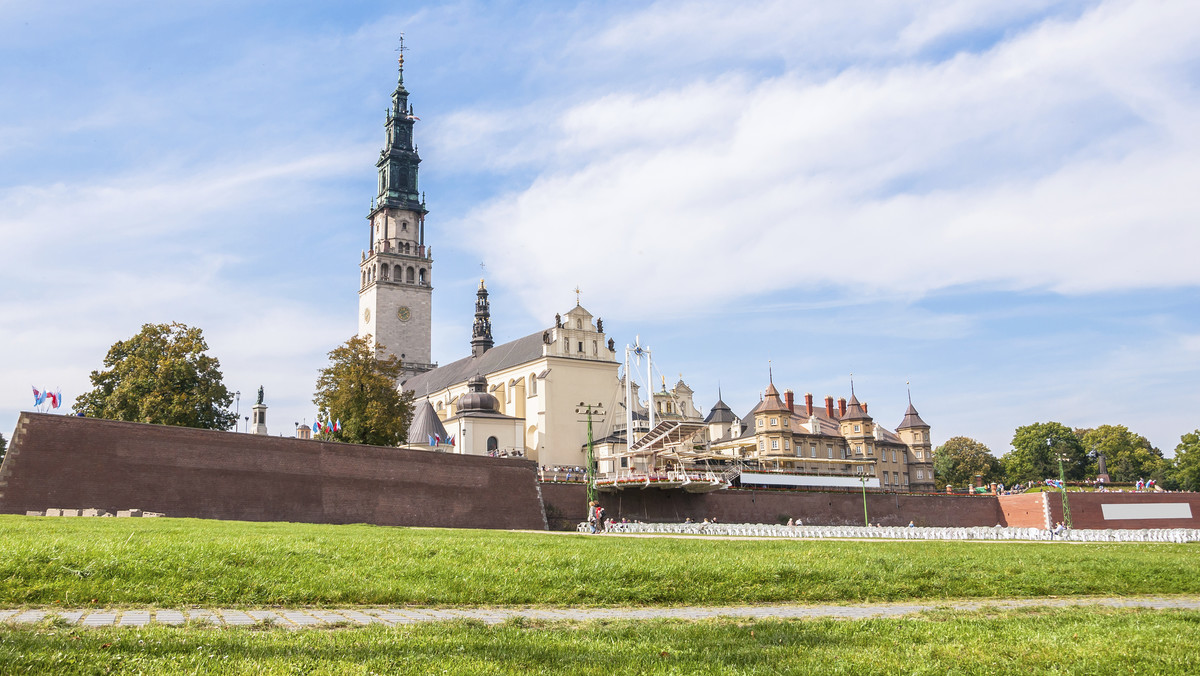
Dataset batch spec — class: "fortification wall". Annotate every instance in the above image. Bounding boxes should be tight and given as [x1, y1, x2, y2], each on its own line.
[539, 483, 1005, 528]
[997, 493, 1049, 529]
[0, 413, 547, 530]
[1043, 491, 1200, 529]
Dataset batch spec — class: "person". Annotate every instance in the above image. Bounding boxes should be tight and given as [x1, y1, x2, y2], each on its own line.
[596, 505, 607, 533]
[907, 521, 915, 528]
[587, 501, 598, 534]
[787, 517, 794, 526]
[796, 519, 802, 526]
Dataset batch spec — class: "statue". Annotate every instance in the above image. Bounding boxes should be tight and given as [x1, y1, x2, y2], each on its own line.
[256, 386, 264, 405]
[555, 313, 562, 328]
[596, 317, 603, 332]
[607, 338, 615, 351]
[543, 331, 552, 345]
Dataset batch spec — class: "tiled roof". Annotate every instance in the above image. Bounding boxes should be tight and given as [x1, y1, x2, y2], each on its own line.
[402, 330, 548, 395]
[896, 402, 929, 429]
[407, 400, 448, 444]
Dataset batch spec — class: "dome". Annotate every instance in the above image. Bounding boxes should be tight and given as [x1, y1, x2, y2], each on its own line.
[458, 374, 498, 413]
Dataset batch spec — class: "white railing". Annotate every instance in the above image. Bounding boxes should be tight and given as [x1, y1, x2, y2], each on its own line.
[574, 522, 1200, 542]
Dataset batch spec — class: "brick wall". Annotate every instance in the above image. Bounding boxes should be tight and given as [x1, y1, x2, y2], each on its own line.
[540, 483, 1005, 528]
[997, 493, 1049, 529]
[0, 413, 547, 530]
[1045, 491, 1200, 529]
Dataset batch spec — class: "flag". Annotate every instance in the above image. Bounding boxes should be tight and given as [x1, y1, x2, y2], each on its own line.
[447, 434, 455, 446]
[32, 387, 41, 405]
[434, 434, 441, 446]
[54, 390, 62, 408]
[406, 114, 420, 121]
[428, 435, 435, 446]
[47, 391, 59, 409]
[312, 422, 320, 434]
[334, 419, 341, 433]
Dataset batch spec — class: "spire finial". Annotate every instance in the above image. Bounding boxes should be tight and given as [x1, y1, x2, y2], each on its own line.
[574, 285, 581, 306]
[768, 359, 773, 384]
[718, 381, 722, 401]
[907, 380, 912, 405]
[850, 373, 855, 397]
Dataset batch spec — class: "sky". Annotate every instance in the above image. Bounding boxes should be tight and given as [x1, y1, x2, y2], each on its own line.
[1, 0, 1198, 456]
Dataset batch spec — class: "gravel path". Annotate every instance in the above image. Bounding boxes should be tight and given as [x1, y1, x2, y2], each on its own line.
[2, 596, 1197, 629]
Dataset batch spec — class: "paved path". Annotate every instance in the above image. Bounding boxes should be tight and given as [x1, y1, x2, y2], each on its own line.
[2, 597, 1198, 629]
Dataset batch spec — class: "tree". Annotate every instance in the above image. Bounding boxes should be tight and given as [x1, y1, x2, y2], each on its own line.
[313, 335, 413, 446]
[1077, 425, 1168, 483]
[1001, 421, 1086, 485]
[933, 436, 1002, 488]
[1170, 430, 1200, 492]
[72, 322, 236, 430]
[0, 432, 6, 465]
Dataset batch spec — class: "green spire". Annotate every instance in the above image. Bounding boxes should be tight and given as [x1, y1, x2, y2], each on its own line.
[374, 45, 425, 215]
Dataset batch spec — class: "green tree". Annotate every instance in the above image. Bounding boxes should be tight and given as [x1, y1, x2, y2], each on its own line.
[312, 335, 413, 446]
[1077, 425, 1168, 483]
[1170, 430, 1200, 491]
[1001, 421, 1086, 485]
[933, 436, 1002, 488]
[72, 322, 236, 429]
[0, 432, 7, 465]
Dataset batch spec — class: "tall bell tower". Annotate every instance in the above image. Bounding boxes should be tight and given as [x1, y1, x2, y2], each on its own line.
[358, 43, 435, 379]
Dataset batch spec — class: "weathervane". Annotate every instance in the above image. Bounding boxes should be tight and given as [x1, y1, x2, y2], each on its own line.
[395, 33, 407, 67]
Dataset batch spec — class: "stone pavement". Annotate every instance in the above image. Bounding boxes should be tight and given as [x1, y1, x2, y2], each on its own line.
[2, 597, 1198, 629]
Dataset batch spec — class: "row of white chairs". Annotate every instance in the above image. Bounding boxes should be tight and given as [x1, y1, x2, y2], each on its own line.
[577, 522, 1200, 543]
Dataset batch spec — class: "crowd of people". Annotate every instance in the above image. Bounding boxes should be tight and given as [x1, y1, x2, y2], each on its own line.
[539, 465, 588, 481]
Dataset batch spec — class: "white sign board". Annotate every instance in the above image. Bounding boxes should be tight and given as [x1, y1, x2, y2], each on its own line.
[740, 472, 881, 489]
[1100, 503, 1193, 520]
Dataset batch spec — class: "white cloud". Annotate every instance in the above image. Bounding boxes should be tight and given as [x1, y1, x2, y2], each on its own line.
[445, 0, 1200, 322]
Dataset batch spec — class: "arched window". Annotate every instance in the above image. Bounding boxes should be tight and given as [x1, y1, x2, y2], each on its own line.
[406, 267, 415, 283]
[401, 221, 408, 231]
[487, 436, 498, 452]
[528, 373, 537, 395]
[380, 264, 389, 281]
[361, 270, 366, 287]
[419, 268, 426, 285]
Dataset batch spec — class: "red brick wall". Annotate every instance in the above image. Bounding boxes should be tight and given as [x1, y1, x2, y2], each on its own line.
[998, 493, 1049, 529]
[1045, 491, 1200, 529]
[540, 483, 1005, 528]
[0, 413, 547, 530]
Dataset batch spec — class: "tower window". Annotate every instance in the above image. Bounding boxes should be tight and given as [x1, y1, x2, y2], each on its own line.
[407, 267, 415, 283]
[401, 221, 408, 231]
[418, 268, 426, 285]
[578, 341, 583, 353]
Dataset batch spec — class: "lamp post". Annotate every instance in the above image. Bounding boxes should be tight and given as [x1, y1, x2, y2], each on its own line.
[576, 402, 607, 513]
[1049, 437, 1073, 528]
[233, 390, 240, 431]
[859, 474, 869, 527]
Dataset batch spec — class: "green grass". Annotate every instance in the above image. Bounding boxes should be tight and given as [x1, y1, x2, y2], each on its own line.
[1, 607, 1198, 674]
[1, 515, 1198, 607]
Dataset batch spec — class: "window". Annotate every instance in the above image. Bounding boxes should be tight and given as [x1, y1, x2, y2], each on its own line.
[883, 473, 890, 486]
[757, 419, 763, 428]
[827, 445, 833, 459]
[770, 417, 778, 426]
[856, 445, 863, 455]
[418, 268, 426, 284]
[487, 436, 498, 452]
[401, 221, 408, 231]
[783, 418, 789, 427]
[528, 373, 537, 395]
[892, 450, 897, 463]
[771, 440, 779, 450]
[810, 444, 817, 458]
[917, 469, 924, 479]
[406, 267, 415, 283]
[577, 341, 583, 353]
[867, 445, 874, 456]
[785, 440, 791, 451]
[759, 441, 765, 451]
[915, 450, 922, 460]
[853, 424, 861, 433]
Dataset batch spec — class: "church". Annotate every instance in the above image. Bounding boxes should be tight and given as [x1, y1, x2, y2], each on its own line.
[355, 52, 937, 490]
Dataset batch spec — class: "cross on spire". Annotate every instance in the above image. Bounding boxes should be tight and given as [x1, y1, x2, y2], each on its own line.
[395, 33, 407, 65]
[574, 285, 581, 305]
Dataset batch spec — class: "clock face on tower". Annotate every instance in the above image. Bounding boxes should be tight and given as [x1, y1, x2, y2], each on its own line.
[397, 306, 411, 322]
[363, 308, 371, 323]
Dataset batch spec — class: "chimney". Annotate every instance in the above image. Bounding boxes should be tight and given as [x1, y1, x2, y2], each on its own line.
[784, 389, 795, 413]
[825, 395, 834, 418]
[862, 402, 868, 414]
[804, 392, 814, 416]
[838, 397, 847, 417]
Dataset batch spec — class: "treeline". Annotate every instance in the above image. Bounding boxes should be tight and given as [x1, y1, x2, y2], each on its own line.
[934, 423, 1200, 491]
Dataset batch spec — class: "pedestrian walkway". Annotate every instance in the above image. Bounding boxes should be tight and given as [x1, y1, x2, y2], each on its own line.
[2, 597, 1197, 629]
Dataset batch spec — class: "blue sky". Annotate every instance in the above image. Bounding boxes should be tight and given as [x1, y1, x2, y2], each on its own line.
[2, 0, 1198, 456]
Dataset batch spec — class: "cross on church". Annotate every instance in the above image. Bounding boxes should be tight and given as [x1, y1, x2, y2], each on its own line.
[574, 285, 581, 305]
[395, 33, 407, 66]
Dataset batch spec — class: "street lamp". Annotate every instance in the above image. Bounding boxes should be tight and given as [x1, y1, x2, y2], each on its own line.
[859, 474, 869, 527]
[576, 402, 607, 514]
[233, 391, 240, 431]
[1049, 437, 1073, 528]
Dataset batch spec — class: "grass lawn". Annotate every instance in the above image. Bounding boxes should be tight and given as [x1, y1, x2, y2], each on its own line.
[1, 607, 1198, 674]
[1, 515, 1198, 607]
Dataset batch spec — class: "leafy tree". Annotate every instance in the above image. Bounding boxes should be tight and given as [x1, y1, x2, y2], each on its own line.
[1077, 425, 1168, 483]
[72, 322, 237, 430]
[1170, 430, 1200, 492]
[1001, 421, 1086, 485]
[933, 436, 1002, 488]
[0, 432, 6, 465]
[313, 335, 413, 446]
